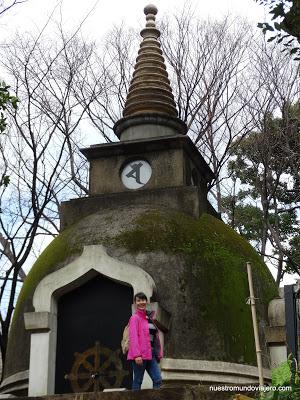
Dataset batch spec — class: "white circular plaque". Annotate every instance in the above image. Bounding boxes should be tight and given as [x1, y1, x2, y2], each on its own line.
[121, 159, 152, 189]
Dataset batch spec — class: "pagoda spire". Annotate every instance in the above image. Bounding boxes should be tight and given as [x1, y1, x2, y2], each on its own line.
[123, 4, 177, 118]
[114, 4, 187, 141]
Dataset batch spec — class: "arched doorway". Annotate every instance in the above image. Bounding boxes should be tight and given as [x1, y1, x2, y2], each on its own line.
[54, 274, 133, 393]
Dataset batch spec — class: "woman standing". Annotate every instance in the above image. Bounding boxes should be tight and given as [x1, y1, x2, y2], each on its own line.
[127, 292, 162, 390]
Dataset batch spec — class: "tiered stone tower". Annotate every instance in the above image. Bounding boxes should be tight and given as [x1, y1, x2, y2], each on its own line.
[114, 3, 186, 140]
[1, 5, 277, 397]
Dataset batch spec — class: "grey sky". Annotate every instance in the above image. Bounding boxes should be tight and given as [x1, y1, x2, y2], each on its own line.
[1, 0, 297, 287]
[1, 0, 266, 41]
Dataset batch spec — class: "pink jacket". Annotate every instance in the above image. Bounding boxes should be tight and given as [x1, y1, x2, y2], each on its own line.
[127, 309, 163, 361]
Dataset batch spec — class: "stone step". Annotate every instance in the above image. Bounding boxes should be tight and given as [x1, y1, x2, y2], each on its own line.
[0, 386, 252, 400]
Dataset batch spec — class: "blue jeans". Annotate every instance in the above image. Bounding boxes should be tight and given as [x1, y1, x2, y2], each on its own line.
[132, 357, 162, 390]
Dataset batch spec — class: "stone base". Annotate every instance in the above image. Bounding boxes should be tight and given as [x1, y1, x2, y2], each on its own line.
[161, 359, 271, 385]
[0, 385, 254, 400]
[0, 358, 270, 397]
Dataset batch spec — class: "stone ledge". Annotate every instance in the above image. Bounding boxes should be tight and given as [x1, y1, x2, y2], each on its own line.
[60, 186, 218, 230]
[0, 385, 251, 400]
[162, 359, 271, 377]
[24, 313, 55, 332]
[113, 115, 187, 139]
[161, 359, 271, 385]
[81, 137, 208, 178]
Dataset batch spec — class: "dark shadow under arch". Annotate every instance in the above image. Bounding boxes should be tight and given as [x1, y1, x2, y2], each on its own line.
[55, 274, 133, 393]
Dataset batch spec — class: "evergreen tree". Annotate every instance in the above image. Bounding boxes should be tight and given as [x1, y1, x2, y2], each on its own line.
[224, 102, 300, 284]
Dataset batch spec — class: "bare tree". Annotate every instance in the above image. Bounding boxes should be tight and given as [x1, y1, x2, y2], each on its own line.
[0, 0, 26, 17]
[159, 14, 262, 212]
[75, 24, 138, 142]
[0, 25, 107, 372]
[224, 39, 300, 284]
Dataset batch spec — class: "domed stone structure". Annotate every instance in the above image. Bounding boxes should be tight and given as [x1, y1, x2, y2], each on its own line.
[1, 4, 278, 397]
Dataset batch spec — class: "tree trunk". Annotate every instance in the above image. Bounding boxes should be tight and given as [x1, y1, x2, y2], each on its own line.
[276, 252, 284, 287]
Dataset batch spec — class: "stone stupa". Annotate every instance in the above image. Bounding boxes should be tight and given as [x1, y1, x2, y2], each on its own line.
[1, 4, 278, 397]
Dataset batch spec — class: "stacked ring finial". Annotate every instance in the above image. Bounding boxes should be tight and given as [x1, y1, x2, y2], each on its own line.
[122, 4, 178, 118]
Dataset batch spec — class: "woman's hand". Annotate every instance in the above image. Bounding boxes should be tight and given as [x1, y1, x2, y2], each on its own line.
[135, 356, 143, 366]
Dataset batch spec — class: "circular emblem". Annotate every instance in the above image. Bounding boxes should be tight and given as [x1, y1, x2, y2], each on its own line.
[121, 159, 152, 189]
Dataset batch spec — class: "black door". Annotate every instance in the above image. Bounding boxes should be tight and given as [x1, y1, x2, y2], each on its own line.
[55, 274, 133, 393]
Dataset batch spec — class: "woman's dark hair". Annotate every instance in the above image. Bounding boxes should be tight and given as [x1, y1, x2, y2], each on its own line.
[134, 292, 148, 302]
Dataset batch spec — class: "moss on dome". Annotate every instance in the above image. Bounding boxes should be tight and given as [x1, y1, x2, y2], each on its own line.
[6, 208, 278, 378]
[13, 224, 82, 320]
[114, 211, 278, 364]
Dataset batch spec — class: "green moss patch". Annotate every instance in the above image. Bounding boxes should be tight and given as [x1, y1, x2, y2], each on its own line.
[7, 208, 278, 374]
[114, 210, 278, 364]
[11, 224, 83, 329]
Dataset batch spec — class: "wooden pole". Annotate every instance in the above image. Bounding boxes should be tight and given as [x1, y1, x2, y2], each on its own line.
[246, 261, 264, 389]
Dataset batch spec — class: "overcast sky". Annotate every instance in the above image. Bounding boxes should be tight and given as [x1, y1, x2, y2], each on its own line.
[1, 0, 267, 42]
[1, 0, 297, 287]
